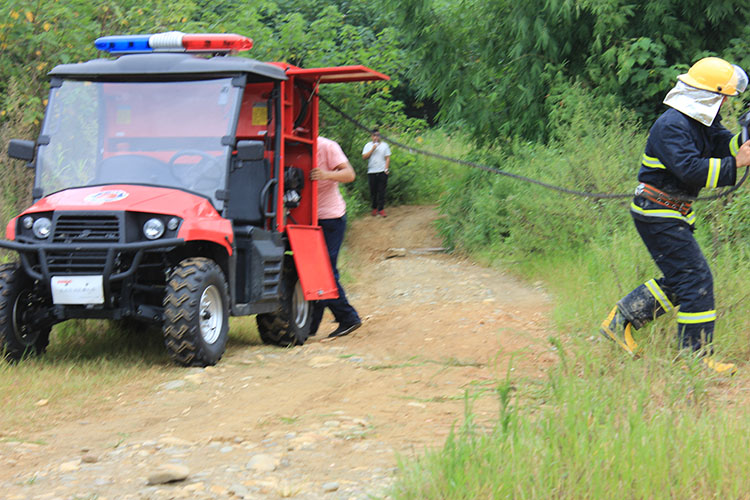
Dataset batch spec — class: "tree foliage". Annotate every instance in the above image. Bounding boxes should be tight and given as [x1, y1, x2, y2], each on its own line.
[0, 0, 412, 216]
[2, 0, 750, 214]
[388, 0, 750, 143]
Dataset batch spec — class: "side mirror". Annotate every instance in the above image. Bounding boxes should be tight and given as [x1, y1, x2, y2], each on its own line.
[7, 139, 35, 162]
[236, 140, 264, 161]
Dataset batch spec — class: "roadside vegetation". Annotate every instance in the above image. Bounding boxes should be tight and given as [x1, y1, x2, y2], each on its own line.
[383, 2, 750, 497]
[393, 87, 750, 500]
[3, 0, 750, 498]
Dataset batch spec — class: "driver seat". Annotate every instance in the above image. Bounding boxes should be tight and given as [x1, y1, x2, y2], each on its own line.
[225, 141, 270, 226]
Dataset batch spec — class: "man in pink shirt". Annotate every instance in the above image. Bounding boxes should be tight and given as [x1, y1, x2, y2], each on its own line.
[309, 136, 362, 338]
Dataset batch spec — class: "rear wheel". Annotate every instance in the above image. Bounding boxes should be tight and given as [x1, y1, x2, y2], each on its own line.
[163, 258, 229, 366]
[0, 263, 51, 361]
[257, 264, 311, 346]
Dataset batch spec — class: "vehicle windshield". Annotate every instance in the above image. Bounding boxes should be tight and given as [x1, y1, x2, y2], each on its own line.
[36, 78, 241, 209]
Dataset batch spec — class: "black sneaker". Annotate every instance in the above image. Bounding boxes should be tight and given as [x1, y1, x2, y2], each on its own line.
[328, 321, 362, 338]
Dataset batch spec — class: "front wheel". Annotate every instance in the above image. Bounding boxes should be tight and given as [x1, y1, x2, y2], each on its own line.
[163, 258, 229, 366]
[256, 264, 312, 347]
[0, 263, 51, 362]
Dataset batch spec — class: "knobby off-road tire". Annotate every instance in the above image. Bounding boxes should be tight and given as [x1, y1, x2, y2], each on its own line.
[163, 258, 229, 367]
[256, 264, 312, 347]
[0, 263, 51, 362]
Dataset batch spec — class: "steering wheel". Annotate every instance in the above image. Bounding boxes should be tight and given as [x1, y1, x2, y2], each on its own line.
[94, 154, 176, 185]
[167, 150, 223, 191]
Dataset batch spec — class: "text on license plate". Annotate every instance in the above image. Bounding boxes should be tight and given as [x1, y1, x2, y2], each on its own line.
[51, 275, 104, 305]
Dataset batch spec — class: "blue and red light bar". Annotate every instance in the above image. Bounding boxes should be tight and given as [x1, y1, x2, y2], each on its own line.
[95, 32, 253, 54]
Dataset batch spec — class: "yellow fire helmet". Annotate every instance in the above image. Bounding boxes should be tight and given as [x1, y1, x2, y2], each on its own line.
[678, 57, 748, 96]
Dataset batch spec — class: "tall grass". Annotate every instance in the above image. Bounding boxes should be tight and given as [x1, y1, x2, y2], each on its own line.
[433, 83, 750, 359]
[391, 85, 750, 498]
[393, 344, 750, 499]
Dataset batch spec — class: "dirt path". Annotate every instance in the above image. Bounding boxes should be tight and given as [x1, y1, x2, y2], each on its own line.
[0, 205, 556, 499]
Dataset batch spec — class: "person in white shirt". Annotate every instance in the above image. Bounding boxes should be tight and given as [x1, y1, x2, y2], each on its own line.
[361, 129, 392, 217]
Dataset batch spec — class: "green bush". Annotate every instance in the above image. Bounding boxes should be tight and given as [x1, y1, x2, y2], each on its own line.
[436, 166, 514, 253]
[431, 81, 750, 366]
[437, 84, 644, 259]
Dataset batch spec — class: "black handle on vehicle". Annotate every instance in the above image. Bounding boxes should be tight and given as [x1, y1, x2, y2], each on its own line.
[260, 178, 277, 218]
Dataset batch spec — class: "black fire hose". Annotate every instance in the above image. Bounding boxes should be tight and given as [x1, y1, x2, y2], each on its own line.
[320, 94, 750, 204]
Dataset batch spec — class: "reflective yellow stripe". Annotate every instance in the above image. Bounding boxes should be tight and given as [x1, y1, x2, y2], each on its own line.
[677, 310, 717, 324]
[730, 133, 741, 156]
[705, 158, 721, 188]
[624, 324, 639, 353]
[644, 279, 674, 312]
[630, 202, 696, 225]
[642, 154, 666, 169]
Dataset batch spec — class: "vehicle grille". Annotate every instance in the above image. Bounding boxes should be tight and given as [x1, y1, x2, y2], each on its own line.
[47, 250, 110, 275]
[52, 215, 120, 244]
[47, 214, 121, 275]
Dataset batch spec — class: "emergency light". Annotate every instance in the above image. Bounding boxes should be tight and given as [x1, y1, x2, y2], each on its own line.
[95, 32, 253, 54]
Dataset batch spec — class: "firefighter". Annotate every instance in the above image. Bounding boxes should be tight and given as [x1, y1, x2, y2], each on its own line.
[600, 57, 750, 374]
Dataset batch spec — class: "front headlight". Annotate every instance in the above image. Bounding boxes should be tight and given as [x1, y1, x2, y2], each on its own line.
[167, 217, 180, 231]
[32, 217, 51, 239]
[143, 218, 165, 240]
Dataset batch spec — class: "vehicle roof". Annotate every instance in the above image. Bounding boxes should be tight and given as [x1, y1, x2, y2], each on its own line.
[48, 53, 288, 82]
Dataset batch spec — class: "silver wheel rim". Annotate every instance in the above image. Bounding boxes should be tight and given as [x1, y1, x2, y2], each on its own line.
[199, 285, 223, 344]
[292, 281, 309, 328]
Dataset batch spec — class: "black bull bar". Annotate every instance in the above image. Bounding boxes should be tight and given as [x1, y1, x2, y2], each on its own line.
[0, 238, 185, 293]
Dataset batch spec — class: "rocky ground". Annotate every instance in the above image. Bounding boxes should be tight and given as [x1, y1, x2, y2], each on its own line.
[0, 205, 556, 500]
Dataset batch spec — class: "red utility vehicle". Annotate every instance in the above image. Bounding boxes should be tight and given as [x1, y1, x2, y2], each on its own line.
[1, 32, 388, 366]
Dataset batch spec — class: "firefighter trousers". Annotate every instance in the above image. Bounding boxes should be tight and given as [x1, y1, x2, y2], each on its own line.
[617, 215, 715, 351]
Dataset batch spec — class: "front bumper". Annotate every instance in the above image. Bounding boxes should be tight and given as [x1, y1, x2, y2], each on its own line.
[0, 237, 184, 288]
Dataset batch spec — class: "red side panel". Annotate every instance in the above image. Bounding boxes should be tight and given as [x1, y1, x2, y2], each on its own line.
[286, 225, 339, 301]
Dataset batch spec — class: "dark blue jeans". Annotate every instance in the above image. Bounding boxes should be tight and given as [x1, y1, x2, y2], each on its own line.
[310, 215, 361, 335]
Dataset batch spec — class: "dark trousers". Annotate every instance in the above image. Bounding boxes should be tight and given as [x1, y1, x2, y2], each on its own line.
[619, 215, 715, 351]
[368, 172, 388, 210]
[310, 215, 360, 335]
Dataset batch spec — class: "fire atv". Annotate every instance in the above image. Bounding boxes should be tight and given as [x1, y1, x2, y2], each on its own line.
[0, 32, 388, 366]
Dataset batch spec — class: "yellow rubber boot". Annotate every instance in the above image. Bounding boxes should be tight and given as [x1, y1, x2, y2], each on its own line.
[599, 306, 639, 356]
[702, 357, 737, 376]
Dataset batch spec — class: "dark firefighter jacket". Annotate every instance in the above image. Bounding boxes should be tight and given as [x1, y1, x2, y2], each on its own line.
[631, 107, 743, 225]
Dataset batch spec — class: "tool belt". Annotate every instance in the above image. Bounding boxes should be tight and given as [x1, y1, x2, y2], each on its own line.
[634, 183, 693, 216]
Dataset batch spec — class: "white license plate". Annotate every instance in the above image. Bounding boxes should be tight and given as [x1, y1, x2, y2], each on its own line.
[51, 275, 104, 305]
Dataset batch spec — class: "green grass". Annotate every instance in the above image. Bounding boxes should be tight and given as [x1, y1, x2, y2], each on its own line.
[518, 224, 750, 363]
[0, 316, 262, 433]
[393, 191, 750, 496]
[390, 90, 750, 498]
[392, 341, 750, 499]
